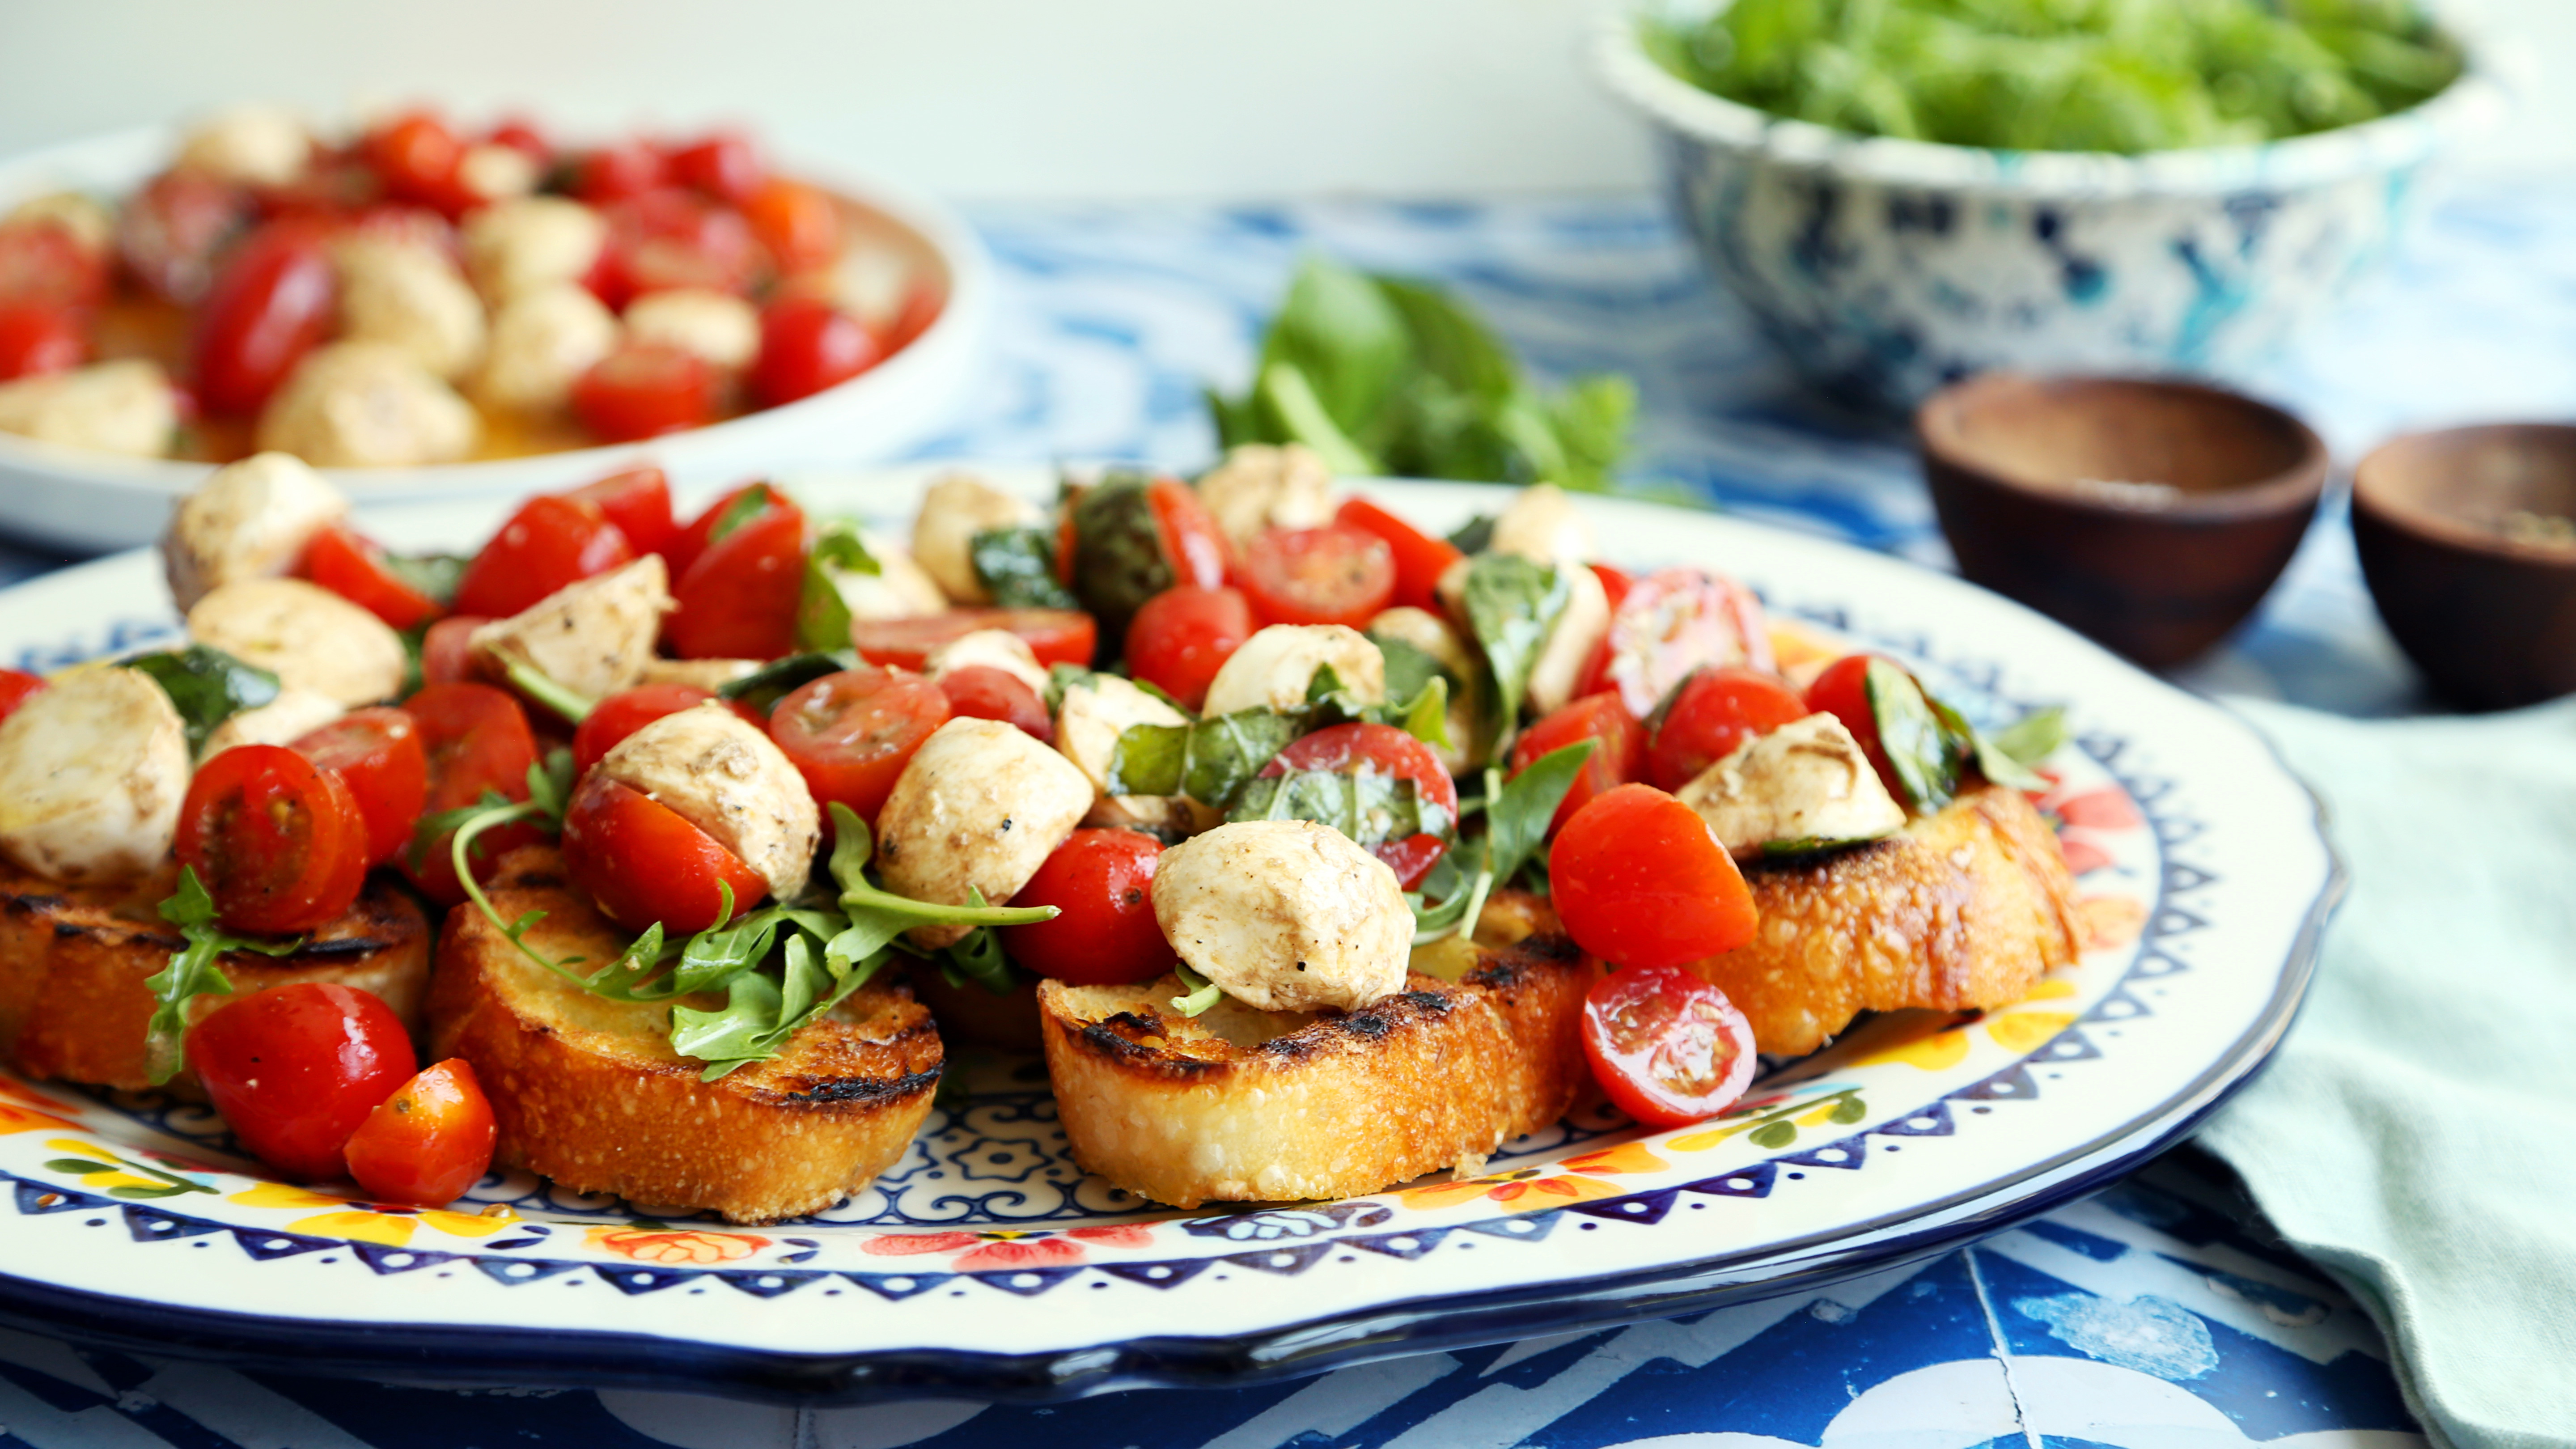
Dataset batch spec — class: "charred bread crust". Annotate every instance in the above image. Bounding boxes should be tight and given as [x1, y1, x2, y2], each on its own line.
[1038, 918, 1597, 1209]
[1690, 782, 2084, 1056]
[0, 862, 429, 1094]
[427, 848, 943, 1224]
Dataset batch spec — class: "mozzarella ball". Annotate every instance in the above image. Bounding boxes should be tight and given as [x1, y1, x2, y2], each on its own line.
[0, 360, 178, 458]
[1195, 443, 1335, 551]
[1524, 560, 1610, 717]
[174, 104, 310, 186]
[1053, 673, 1186, 796]
[462, 196, 607, 304]
[622, 288, 760, 371]
[255, 341, 479, 467]
[924, 629, 1048, 691]
[873, 718, 1092, 949]
[455, 143, 538, 204]
[470, 555, 673, 701]
[910, 474, 1042, 606]
[1151, 820, 1409, 1013]
[829, 532, 949, 623]
[0, 667, 191, 884]
[638, 657, 763, 691]
[161, 450, 350, 611]
[1487, 483, 1596, 567]
[186, 576, 407, 707]
[597, 703, 821, 904]
[473, 284, 618, 415]
[1200, 624, 1384, 717]
[335, 237, 487, 381]
[197, 687, 345, 763]
[1678, 713, 1907, 857]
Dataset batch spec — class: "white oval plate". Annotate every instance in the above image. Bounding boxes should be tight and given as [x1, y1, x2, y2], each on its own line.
[0, 129, 994, 555]
[0, 475, 2338, 1401]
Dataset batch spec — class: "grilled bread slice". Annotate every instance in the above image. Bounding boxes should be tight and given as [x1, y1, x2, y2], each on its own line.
[1689, 782, 2083, 1056]
[1039, 894, 1597, 1209]
[0, 861, 429, 1095]
[428, 848, 943, 1224]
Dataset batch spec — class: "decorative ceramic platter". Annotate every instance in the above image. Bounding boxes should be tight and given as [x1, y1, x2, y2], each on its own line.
[0, 472, 2339, 1402]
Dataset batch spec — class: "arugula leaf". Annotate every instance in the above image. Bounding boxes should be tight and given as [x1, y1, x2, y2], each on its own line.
[1484, 741, 1593, 886]
[380, 552, 467, 606]
[496, 655, 595, 723]
[939, 919, 1018, 996]
[1169, 961, 1223, 1019]
[1460, 555, 1571, 750]
[706, 483, 774, 545]
[823, 804, 1059, 933]
[143, 867, 301, 1085]
[718, 650, 859, 715]
[1865, 659, 1958, 813]
[126, 646, 281, 753]
[796, 520, 881, 653]
[1407, 836, 1495, 946]
[970, 526, 1080, 610]
[669, 969, 782, 1068]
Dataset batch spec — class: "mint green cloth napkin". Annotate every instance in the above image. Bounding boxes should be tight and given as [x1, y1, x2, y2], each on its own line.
[2199, 696, 2576, 1449]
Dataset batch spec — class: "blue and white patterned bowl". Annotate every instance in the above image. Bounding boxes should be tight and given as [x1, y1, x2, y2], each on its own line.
[1594, 4, 2504, 412]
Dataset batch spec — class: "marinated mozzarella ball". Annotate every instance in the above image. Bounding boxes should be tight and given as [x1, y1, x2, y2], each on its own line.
[455, 143, 538, 204]
[1151, 819, 1409, 1014]
[1487, 483, 1596, 567]
[255, 341, 479, 467]
[0, 666, 190, 884]
[0, 360, 178, 458]
[335, 237, 487, 380]
[1195, 443, 1335, 552]
[622, 288, 759, 371]
[873, 718, 1092, 949]
[4, 192, 112, 254]
[829, 532, 948, 622]
[910, 474, 1042, 606]
[1678, 713, 1907, 857]
[462, 196, 607, 304]
[470, 555, 673, 701]
[186, 577, 407, 707]
[473, 284, 618, 415]
[1200, 624, 1384, 717]
[161, 451, 350, 611]
[1523, 560, 1610, 717]
[173, 104, 310, 186]
[925, 629, 1048, 691]
[638, 657, 762, 692]
[1368, 605, 1484, 772]
[597, 703, 821, 903]
[197, 687, 344, 763]
[1053, 673, 1186, 795]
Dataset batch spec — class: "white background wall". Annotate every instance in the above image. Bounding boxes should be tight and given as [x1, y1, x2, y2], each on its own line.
[0, 0, 2565, 198]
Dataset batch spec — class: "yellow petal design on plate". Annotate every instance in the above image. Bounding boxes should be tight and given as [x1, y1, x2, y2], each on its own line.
[1853, 1028, 1974, 1072]
[229, 1182, 354, 1212]
[420, 1208, 515, 1237]
[1988, 1011, 2079, 1055]
[2023, 978, 2079, 1001]
[1559, 1142, 1669, 1176]
[289, 1211, 416, 1246]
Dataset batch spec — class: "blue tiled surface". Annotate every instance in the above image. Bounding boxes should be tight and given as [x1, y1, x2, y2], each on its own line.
[8, 177, 2569, 1443]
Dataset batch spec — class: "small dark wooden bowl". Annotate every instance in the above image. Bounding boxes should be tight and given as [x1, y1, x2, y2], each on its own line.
[1917, 373, 2329, 668]
[2351, 424, 2576, 710]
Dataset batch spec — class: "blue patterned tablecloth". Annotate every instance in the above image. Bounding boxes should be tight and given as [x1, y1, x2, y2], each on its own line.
[6, 178, 2572, 1446]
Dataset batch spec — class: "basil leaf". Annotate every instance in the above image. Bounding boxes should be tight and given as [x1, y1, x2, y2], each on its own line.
[1374, 636, 1447, 705]
[719, 650, 858, 716]
[1484, 741, 1594, 886]
[1447, 515, 1496, 554]
[1106, 722, 1188, 798]
[1042, 662, 1093, 716]
[127, 646, 281, 753]
[1254, 360, 1380, 478]
[1989, 706, 2068, 769]
[797, 521, 880, 654]
[706, 483, 774, 546]
[1461, 555, 1570, 749]
[142, 866, 301, 1085]
[1376, 275, 1518, 405]
[1228, 767, 1427, 850]
[1378, 674, 1451, 751]
[1068, 470, 1177, 638]
[1760, 835, 1878, 858]
[1258, 255, 1412, 438]
[1305, 663, 1346, 704]
[970, 526, 1079, 610]
[1408, 836, 1495, 946]
[1865, 659, 1958, 813]
[380, 552, 466, 606]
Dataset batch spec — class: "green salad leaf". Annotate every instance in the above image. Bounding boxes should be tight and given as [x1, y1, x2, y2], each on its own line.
[142, 867, 304, 1085]
[126, 646, 280, 753]
[970, 525, 1080, 610]
[381, 552, 467, 606]
[1460, 555, 1572, 751]
[795, 520, 881, 654]
[1864, 658, 1958, 813]
[719, 650, 860, 716]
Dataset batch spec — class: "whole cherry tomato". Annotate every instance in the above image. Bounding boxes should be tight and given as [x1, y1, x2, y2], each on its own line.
[1266, 721, 1460, 824]
[0, 669, 44, 724]
[485, 118, 551, 165]
[560, 773, 769, 932]
[363, 110, 471, 216]
[745, 178, 842, 275]
[187, 982, 418, 1181]
[1803, 654, 1903, 801]
[1146, 476, 1229, 592]
[0, 216, 110, 309]
[1510, 693, 1646, 837]
[0, 302, 85, 380]
[1548, 783, 1758, 970]
[419, 615, 491, 688]
[850, 608, 1096, 673]
[665, 482, 797, 581]
[1124, 585, 1252, 713]
[591, 189, 758, 306]
[999, 829, 1176, 986]
[1584, 568, 1774, 719]
[175, 744, 370, 935]
[1580, 961, 1759, 1128]
[751, 296, 880, 407]
[668, 131, 766, 206]
[937, 666, 1051, 743]
[292, 708, 430, 869]
[1237, 525, 1397, 629]
[572, 343, 714, 443]
[400, 683, 540, 906]
[193, 219, 337, 415]
[341, 1058, 497, 1207]
[1645, 667, 1811, 792]
[572, 140, 670, 206]
[451, 495, 636, 620]
[559, 466, 678, 560]
[769, 667, 951, 824]
[300, 523, 444, 630]
[1334, 496, 1463, 615]
[1373, 832, 1448, 891]
[111, 170, 247, 304]
[573, 684, 747, 775]
[666, 498, 806, 660]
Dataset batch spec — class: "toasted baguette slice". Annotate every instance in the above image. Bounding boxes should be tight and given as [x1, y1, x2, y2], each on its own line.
[1690, 782, 2083, 1057]
[0, 862, 429, 1095]
[428, 848, 942, 1224]
[1039, 896, 1597, 1209]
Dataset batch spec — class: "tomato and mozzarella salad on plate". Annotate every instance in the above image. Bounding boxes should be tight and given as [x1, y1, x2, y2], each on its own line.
[0, 441, 2075, 1219]
[0, 104, 943, 469]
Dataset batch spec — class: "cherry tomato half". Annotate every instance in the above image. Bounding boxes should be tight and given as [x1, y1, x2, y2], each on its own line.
[746, 178, 842, 276]
[363, 110, 472, 217]
[998, 830, 1176, 986]
[668, 131, 766, 207]
[666, 498, 806, 660]
[770, 667, 951, 824]
[1333, 496, 1462, 615]
[1646, 667, 1811, 792]
[300, 523, 444, 630]
[292, 708, 430, 869]
[751, 296, 880, 408]
[1267, 721, 1459, 822]
[419, 615, 490, 688]
[572, 343, 715, 443]
[0, 669, 44, 724]
[400, 683, 540, 906]
[193, 219, 337, 415]
[938, 666, 1051, 744]
[341, 1058, 497, 1207]
[1548, 784, 1758, 970]
[1585, 568, 1775, 720]
[187, 982, 418, 1181]
[1580, 961, 1758, 1128]
[1510, 693, 1645, 837]
[850, 608, 1097, 673]
[591, 189, 758, 305]
[1237, 525, 1396, 629]
[559, 466, 678, 560]
[1803, 654, 1902, 801]
[1147, 476, 1229, 592]
[451, 494, 636, 620]
[1124, 585, 1252, 713]
[1373, 832, 1448, 891]
[0, 302, 85, 381]
[112, 169, 247, 305]
[175, 744, 370, 936]
[666, 482, 799, 582]
[572, 140, 670, 207]
[560, 773, 770, 933]
[573, 684, 752, 775]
